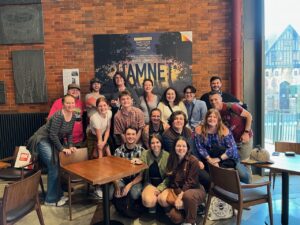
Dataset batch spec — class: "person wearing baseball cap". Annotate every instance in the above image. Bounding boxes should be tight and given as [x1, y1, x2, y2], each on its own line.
[48, 83, 85, 147]
[68, 83, 81, 91]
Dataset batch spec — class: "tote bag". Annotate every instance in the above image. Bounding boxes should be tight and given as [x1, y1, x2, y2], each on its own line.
[207, 196, 233, 220]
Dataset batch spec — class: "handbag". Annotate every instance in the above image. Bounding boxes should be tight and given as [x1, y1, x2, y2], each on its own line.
[219, 159, 236, 169]
[207, 196, 233, 220]
[14, 146, 33, 169]
[166, 189, 177, 205]
[112, 195, 139, 219]
[250, 145, 270, 162]
[166, 189, 184, 224]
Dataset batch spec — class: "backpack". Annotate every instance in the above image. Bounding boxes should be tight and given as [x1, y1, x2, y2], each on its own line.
[112, 195, 140, 219]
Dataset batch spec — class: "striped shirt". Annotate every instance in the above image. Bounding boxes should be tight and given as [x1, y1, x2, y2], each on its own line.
[47, 110, 75, 151]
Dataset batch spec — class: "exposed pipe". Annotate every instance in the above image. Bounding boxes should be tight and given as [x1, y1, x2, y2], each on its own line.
[231, 0, 242, 99]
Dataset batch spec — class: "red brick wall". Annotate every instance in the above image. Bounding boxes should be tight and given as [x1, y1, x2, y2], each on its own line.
[0, 0, 233, 113]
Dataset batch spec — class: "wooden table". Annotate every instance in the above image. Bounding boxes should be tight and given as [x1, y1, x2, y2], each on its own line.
[0, 161, 11, 169]
[61, 156, 147, 225]
[244, 153, 300, 225]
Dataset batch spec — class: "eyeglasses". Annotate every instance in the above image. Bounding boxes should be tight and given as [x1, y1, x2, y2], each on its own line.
[185, 92, 193, 94]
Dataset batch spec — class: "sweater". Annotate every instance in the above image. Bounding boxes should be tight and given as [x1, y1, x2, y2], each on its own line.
[140, 149, 169, 192]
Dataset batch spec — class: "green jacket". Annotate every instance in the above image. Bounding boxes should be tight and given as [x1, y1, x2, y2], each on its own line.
[141, 149, 169, 192]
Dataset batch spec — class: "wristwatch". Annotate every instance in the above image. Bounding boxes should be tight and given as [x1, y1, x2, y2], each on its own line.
[244, 130, 250, 133]
[218, 156, 223, 161]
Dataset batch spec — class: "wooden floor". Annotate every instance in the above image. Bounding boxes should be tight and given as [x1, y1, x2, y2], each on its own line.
[0, 174, 298, 225]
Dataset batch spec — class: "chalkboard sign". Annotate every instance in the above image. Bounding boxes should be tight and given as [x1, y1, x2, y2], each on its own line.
[0, 4, 44, 44]
[0, 81, 5, 104]
[12, 50, 48, 104]
[0, 0, 41, 5]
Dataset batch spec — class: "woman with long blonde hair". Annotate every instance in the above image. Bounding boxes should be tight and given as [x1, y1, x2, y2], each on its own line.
[194, 109, 250, 184]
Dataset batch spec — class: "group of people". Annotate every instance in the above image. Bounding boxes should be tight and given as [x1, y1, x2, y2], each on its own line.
[26, 72, 253, 225]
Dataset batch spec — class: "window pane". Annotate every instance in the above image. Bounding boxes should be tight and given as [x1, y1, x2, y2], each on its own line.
[264, 0, 300, 151]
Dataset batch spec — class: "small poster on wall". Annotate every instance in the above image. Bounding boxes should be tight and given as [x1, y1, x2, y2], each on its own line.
[63, 69, 80, 95]
[93, 31, 192, 96]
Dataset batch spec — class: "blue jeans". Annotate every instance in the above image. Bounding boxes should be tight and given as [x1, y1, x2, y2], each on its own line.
[109, 180, 142, 200]
[236, 162, 251, 184]
[38, 140, 62, 203]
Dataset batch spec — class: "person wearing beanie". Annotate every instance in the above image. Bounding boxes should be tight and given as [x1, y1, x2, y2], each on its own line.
[85, 77, 105, 117]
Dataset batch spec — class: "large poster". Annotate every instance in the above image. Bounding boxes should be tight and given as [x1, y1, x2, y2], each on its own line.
[62, 68, 80, 95]
[93, 31, 192, 96]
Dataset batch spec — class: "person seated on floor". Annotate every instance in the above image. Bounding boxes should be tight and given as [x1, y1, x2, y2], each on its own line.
[157, 87, 188, 124]
[162, 111, 193, 153]
[48, 83, 85, 147]
[27, 94, 77, 206]
[140, 134, 169, 213]
[157, 137, 206, 225]
[114, 90, 145, 146]
[142, 108, 169, 149]
[194, 108, 251, 184]
[183, 85, 207, 131]
[110, 127, 145, 201]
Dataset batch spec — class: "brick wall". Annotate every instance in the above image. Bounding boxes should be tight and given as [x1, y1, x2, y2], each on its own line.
[0, 0, 234, 113]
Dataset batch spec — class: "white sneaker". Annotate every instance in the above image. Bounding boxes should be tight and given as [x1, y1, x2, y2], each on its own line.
[45, 196, 68, 207]
[57, 196, 68, 207]
[44, 202, 56, 206]
[94, 187, 103, 199]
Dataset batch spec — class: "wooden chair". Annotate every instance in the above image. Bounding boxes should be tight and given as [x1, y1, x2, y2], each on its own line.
[203, 163, 273, 225]
[0, 170, 44, 225]
[59, 148, 89, 220]
[0, 147, 45, 197]
[269, 142, 300, 189]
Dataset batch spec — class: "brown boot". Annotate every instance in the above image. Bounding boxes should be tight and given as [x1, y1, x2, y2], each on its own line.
[167, 208, 184, 224]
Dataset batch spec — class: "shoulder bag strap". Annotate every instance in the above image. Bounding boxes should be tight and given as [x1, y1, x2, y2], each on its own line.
[188, 103, 195, 127]
[144, 95, 152, 119]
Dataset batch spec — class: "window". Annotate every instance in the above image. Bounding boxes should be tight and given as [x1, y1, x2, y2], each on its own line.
[264, 0, 300, 150]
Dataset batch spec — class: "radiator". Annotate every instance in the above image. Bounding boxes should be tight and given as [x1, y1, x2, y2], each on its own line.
[0, 113, 48, 158]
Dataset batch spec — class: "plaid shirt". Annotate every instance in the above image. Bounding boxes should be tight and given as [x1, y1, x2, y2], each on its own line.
[114, 144, 145, 159]
[194, 132, 239, 160]
[114, 107, 145, 135]
[114, 144, 145, 183]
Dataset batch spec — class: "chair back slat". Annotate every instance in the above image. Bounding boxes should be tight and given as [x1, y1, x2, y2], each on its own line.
[275, 142, 300, 154]
[208, 163, 241, 194]
[3, 170, 41, 212]
[59, 148, 88, 166]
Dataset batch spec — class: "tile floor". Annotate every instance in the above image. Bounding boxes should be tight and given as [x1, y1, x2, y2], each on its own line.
[1, 174, 298, 225]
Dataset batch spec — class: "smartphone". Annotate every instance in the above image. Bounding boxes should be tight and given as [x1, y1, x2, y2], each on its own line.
[272, 152, 280, 156]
